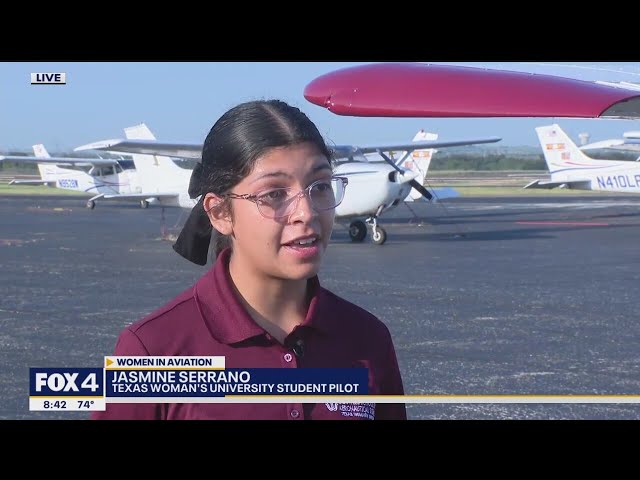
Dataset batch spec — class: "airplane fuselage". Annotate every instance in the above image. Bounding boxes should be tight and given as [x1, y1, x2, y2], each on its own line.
[333, 162, 413, 218]
[40, 165, 141, 195]
[551, 164, 640, 193]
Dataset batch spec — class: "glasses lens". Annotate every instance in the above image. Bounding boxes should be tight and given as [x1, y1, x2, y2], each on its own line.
[255, 188, 292, 219]
[255, 178, 347, 219]
[310, 178, 345, 211]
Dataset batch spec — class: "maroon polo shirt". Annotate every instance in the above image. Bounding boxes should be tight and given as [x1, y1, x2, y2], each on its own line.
[92, 248, 406, 420]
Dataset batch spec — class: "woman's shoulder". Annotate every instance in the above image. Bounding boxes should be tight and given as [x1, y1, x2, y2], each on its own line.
[123, 285, 198, 339]
[319, 287, 393, 337]
[111, 283, 206, 356]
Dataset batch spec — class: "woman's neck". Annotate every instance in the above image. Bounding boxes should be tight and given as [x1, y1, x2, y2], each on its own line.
[228, 254, 309, 344]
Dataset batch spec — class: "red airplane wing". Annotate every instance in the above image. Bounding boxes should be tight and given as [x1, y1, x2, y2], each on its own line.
[304, 63, 640, 118]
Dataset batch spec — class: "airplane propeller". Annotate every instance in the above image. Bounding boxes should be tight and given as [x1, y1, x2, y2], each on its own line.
[375, 149, 434, 202]
[408, 179, 433, 201]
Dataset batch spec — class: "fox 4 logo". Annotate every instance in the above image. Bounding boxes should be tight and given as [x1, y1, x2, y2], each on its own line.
[30, 368, 104, 396]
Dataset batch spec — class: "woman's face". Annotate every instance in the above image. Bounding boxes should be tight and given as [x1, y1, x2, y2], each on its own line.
[226, 142, 335, 281]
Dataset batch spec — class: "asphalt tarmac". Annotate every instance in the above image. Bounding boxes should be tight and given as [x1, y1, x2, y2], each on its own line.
[2, 194, 640, 420]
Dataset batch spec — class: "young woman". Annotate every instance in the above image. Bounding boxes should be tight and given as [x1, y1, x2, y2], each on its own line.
[93, 100, 406, 420]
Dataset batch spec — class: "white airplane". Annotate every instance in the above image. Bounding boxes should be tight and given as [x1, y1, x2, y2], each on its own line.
[524, 124, 640, 193]
[0, 145, 144, 206]
[581, 131, 640, 155]
[75, 124, 500, 244]
[358, 128, 458, 194]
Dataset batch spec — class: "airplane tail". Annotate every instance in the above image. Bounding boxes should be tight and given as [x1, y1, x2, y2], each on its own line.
[32, 144, 65, 181]
[124, 123, 187, 193]
[403, 129, 438, 200]
[124, 123, 157, 141]
[535, 124, 619, 182]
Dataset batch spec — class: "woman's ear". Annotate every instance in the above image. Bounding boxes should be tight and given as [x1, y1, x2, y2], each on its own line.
[203, 193, 233, 235]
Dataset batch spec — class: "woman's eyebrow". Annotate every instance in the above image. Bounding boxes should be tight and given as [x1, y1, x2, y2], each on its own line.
[311, 164, 333, 174]
[306, 163, 333, 180]
[249, 171, 292, 185]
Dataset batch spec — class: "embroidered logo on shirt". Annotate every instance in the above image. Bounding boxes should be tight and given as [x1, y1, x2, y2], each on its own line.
[325, 402, 375, 419]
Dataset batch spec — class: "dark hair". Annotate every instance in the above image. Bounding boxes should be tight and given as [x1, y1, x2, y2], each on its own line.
[174, 99, 333, 264]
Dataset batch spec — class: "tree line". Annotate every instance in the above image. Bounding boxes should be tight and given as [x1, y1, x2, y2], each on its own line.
[2, 150, 638, 174]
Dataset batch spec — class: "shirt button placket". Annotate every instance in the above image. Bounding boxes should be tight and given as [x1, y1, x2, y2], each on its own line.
[282, 350, 300, 419]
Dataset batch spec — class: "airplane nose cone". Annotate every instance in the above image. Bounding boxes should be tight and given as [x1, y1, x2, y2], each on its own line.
[399, 170, 418, 182]
[391, 169, 418, 184]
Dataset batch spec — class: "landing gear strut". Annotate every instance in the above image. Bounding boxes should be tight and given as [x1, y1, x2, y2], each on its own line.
[366, 215, 387, 245]
[348, 205, 388, 245]
[86, 194, 104, 210]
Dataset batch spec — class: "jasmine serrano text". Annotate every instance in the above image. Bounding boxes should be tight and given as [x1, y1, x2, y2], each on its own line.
[111, 371, 251, 383]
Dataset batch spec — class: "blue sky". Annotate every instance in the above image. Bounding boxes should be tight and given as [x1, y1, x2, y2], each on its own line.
[2, 62, 640, 152]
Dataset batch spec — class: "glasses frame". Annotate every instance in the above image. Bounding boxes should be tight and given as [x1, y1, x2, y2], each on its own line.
[223, 176, 349, 219]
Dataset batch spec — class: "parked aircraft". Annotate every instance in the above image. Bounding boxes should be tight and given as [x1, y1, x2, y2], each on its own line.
[0, 145, 143, 204]
[75, 124, 500, 244]
[524, 124, 640, 193]
[581, 131, 640, 154]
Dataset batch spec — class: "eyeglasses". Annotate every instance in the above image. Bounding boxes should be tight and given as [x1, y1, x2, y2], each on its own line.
[224, 176, 348, 219]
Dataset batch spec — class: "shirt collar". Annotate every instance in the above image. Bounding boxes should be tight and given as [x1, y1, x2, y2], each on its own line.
[194, 247, 336, 345]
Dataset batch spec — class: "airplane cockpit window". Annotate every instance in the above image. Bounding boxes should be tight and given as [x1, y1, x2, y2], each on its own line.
[100, 166, 115, 176]
[115, 163, 123, 174]
[117, 159, 135, 170]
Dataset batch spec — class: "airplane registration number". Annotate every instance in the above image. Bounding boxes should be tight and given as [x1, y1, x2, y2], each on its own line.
[58, 179, 78, 189]
[597, 175, 640, 189]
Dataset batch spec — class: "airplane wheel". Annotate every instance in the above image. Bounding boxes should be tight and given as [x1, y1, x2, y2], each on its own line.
[372, 227, 387, 245]
[349, 220, 367, 242]
[140, 200, 149, 209]
[86, 200, 95, 210]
